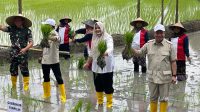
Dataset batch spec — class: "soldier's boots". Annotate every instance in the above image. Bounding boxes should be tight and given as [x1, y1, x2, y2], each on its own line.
[23, 76, 29, 91]
[11, 76, 17, 89]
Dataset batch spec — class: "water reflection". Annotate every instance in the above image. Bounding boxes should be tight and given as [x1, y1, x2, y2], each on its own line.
[0, 32, 200, 111]
[169, 81, 188, 112]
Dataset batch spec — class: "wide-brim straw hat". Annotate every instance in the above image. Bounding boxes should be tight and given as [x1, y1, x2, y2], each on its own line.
[6, 14, 32, 27]
[82, 19, 98, 27]
[169, 22, 186, 32]
[59, 17, 72, 23]
[130, 17, 148, 27]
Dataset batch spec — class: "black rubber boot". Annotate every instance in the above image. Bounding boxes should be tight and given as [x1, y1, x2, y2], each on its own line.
[141, 66, 147, 73]
[134, 62, 139, 72]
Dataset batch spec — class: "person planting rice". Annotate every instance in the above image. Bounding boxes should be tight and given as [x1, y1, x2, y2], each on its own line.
[56, 17, 73, 59]
[130, 17, 149, 73]
[83, 21, 114, 108]
[72, 19, 98, 60]
[0, 14, 33, 92]
[40, 18, 66, 103]
[169, 22, 191, 81]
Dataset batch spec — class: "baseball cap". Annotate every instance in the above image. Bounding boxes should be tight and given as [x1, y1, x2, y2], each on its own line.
[42, 18, 56, 26]
[154, 24, 165, 32]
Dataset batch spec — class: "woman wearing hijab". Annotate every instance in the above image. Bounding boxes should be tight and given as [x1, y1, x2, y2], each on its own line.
[84, 22, 114, 108]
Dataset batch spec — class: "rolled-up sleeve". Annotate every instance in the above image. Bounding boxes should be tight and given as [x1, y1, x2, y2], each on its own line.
[170, 44, 176, 61]
[27, 29, 33, 42]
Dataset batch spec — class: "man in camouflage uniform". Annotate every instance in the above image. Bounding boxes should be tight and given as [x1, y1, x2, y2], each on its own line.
[132, 24, 177, 112]
[0, 14, 33, 91]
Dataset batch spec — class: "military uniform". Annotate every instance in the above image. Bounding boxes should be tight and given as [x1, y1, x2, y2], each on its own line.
[5, 26, 33, 76]
[138, 38, 176, 102]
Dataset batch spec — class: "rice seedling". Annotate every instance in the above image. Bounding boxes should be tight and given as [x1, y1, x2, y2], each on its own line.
[77, 57, 85, 69]
[40, 24, 53, 48]
[97, 39, 107, 70]
[122, 31, 134, 61]
[71, 100, 83, 112]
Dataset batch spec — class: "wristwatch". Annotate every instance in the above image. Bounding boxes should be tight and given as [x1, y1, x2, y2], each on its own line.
[172, 74, 176, 77]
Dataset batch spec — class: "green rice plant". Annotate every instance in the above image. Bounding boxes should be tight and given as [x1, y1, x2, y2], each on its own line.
[77, 57, 85, 69]
[40, 24, 53, 48]
[71, 100, 83, 112]
[122, 31, 134, 61]
[85, 101, 92, 112]
[97, 40, 107, 70]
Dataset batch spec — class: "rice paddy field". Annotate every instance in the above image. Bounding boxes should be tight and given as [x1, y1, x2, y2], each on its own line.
[0, 0, 200, 112]
[0, 0, 200, 45]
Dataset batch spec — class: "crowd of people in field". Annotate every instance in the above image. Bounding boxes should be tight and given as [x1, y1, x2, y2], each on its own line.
[0, 14, 191, 112]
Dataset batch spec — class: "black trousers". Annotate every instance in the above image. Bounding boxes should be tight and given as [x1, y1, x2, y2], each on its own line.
[59, 43, 70, 59]
[42, 63, 64, 84]
[93, 72, 114, 94]
[177, 60, 187, 81]
[84, 46, 88, 60]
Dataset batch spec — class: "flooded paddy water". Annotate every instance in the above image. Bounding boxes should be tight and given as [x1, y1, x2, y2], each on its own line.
[0, 31, 200, 112]
[0, 0, 200, 111]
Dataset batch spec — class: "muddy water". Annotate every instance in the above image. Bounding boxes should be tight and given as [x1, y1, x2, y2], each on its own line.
[0, 32, 200, 112]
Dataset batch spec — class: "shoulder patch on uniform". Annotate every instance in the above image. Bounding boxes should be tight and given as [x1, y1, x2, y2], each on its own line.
[147, 39, 154, 43]
[166, 40, 172, 44]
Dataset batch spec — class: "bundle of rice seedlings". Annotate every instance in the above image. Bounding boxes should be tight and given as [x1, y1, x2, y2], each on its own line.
[78, 57, 85, 69]
[97, 40, 107, 70]
[40, 24, 53, 48]
[122, 31, 134, 61]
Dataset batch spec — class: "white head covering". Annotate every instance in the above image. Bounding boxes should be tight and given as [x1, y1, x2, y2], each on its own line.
[42, 18, 56, 27]
[154, 24, 165, 32]
[90, 22, 111, 58]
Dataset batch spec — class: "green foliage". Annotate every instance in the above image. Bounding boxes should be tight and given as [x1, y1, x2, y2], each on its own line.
[41, 24, 52, 38]
[78, 57, 85, 69]
[40, 24, 53, 48]
[122, 31, 134, 61]
[97, 40, 107, 55]
[123, 31, 134, 46]
[97, 40, 107, 70]
[71, 100, 83, 112]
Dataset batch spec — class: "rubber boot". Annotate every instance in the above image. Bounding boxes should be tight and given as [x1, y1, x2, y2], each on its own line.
[58, 84, 66, 103]
[160, 102, 168, 112]
[43, 82, 51, 98]
[106, 94, 113, 108]
[134, 62, 139, 72]
[141, 66, 147, 73]
[23, 76, 29, 91]
[11, 76, 17, 89]
[96, 92, 104, 106]
[150, 101, 158, 112]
